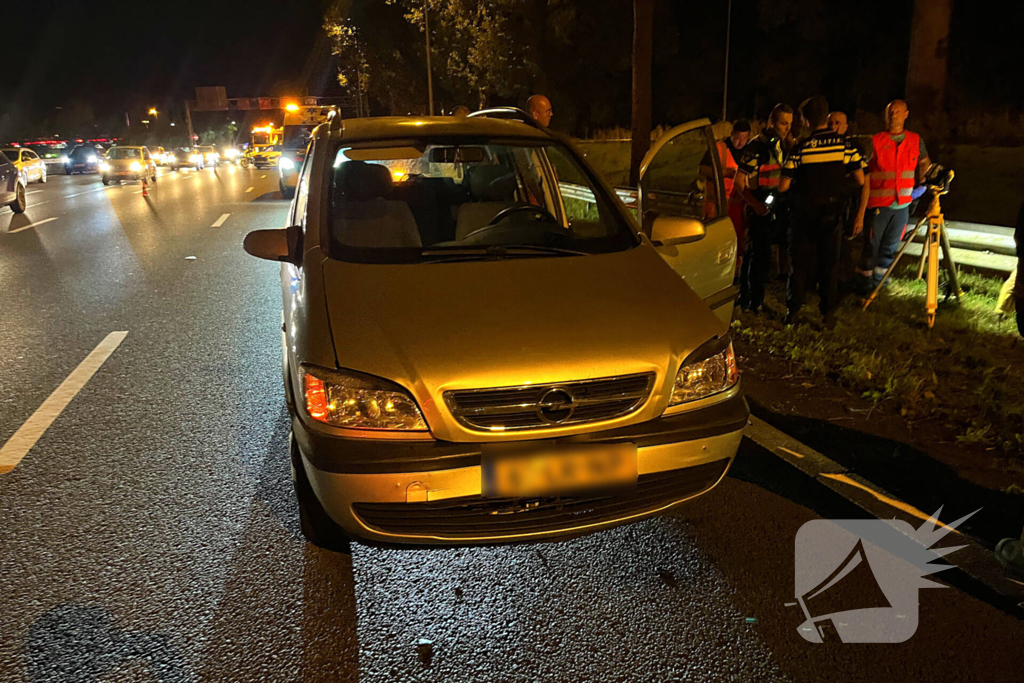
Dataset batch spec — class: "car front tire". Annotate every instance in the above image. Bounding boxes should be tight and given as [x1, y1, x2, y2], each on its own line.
[291, 433, 351, 553]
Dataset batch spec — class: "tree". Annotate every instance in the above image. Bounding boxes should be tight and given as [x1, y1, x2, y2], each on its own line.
[629, 0, 653, 187]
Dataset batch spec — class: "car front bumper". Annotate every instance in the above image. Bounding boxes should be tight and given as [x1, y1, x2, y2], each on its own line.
[294, 389, 748, 546]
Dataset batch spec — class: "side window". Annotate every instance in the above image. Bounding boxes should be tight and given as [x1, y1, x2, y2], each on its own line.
[641, 128, 720, 222]
[0, 152, 9, 164]
[24, 151, 35, 160]
[293, 141, 315, 228]
[143, 149, 152, 161]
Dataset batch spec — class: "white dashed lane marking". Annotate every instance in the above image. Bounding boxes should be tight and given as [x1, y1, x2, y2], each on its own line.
[245, 187, 254, 193]
[6, 217, 58, 234]
[0, 331, 129, 474]
[211, 213, 230, 228]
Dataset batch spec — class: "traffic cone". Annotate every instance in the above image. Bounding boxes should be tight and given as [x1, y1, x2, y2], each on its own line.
[141, 177, 148, 197]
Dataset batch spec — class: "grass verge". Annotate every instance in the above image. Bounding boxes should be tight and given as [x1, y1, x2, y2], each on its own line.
[732, 270, 1024, 458]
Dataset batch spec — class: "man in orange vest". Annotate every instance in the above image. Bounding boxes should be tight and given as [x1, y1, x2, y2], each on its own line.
[701, 119, 751, 265]
[736, 104, 794, 313]
[862, 100, 931, 289]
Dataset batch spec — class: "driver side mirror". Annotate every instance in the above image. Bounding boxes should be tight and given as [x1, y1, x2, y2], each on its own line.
[648, 215, 706, 247]
[243, 225, 302, 265]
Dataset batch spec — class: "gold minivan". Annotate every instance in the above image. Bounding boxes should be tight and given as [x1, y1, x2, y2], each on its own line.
[244, 111, 748, 550]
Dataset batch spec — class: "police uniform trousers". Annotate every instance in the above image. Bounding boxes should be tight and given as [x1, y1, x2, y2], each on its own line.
[787, 201, 844, 316]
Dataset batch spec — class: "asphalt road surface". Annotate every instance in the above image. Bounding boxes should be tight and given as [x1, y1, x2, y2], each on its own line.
[1, 166, 1023, 682]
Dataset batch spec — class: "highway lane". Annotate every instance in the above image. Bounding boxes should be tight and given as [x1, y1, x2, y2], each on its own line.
[1, 166, 1023, 682]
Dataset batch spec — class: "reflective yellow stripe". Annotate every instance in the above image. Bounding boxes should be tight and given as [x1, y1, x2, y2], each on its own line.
[873, 171, 896, 179]
[900, 171, 916, 178]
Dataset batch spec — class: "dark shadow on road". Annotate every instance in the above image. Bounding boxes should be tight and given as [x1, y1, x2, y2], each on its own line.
[22, 604, 189, 683]
[253, 190, 285, 202]
[253, 405, 302, 542]
[746, 399, 1024, 549]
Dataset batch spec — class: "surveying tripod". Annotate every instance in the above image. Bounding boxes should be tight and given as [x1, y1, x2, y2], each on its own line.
[862, 170, 961, 328]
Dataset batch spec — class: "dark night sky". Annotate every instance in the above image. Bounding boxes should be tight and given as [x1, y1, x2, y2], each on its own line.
[2, 0, 1023, 139]
[2, 0, 339, 132]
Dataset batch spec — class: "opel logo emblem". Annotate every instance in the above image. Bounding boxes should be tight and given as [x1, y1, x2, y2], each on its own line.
[538, 388, 575, 424]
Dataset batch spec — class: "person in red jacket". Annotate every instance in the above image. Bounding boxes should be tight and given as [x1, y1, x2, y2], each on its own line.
[861, 100, 931, 290]
[701, 120, 751, 269]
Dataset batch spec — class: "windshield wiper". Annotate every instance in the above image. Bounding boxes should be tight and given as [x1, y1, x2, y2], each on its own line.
[419, 245, 588, 263]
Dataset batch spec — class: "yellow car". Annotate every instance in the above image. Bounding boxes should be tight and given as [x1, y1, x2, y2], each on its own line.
[99, 146, 158, 185]
[1, 147, 47, 184]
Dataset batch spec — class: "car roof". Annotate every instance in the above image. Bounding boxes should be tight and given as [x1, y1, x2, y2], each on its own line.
[111, 145, 145, 149]
[336, 116, 551, 143]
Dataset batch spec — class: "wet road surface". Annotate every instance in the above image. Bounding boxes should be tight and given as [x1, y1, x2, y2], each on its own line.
[1, 167, 1023, 682]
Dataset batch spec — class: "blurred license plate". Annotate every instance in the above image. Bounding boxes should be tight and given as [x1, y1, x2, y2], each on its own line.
[482, 443, 637, 498]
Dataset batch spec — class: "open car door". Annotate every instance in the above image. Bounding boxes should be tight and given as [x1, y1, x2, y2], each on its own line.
[637, 118, 738, 324]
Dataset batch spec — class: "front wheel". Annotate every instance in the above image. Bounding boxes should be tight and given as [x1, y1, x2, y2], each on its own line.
[9, 184, 26, 213]
[101, 176, 109, 186]
[280, 179, 295, 199]
[291, 433, 351, 552]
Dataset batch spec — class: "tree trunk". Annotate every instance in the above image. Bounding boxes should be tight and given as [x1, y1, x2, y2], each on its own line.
[906, 0, 952, 114]
[629, 0, 653, 188]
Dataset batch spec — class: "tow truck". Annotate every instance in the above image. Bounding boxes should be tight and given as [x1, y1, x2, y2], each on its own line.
[242, 124, 283, 169]
[277, 104, 336, 198]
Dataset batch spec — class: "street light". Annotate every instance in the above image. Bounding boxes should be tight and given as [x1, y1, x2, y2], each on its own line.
[148, 108, 158, 118]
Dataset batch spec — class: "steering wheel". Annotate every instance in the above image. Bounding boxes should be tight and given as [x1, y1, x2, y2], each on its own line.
[463, 203, 561, 241]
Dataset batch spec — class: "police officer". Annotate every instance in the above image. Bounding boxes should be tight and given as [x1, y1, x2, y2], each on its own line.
[779, 96, 869, 327]
[735, 103, 793, 313]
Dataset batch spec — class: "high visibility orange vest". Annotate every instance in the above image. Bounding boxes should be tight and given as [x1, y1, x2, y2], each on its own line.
[868, 130, 920, 209]
[717, 140, 739, 199]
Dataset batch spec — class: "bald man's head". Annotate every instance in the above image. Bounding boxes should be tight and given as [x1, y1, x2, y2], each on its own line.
[527, 95, 553, 127]
[828, 111, 848, 135]
[885, 100, 909, 134]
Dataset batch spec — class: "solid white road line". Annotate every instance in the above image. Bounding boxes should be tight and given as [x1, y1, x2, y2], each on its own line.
[6, 217, 59, 234]
[211, 213, 230, 228]
[245, 186, 254, 193]
[25, 190, 44, 196]
[745, 415, 1024, 601]
[0, 331, 128, 474]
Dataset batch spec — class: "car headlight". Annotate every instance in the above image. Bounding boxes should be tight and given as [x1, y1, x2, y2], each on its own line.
[225, 149, 238, 158]
[129, 161, 142, 171]
[190, 154, 201, 163]
[87, 155, 97, 163]
[279, 157, 295, 170]
[301, 365, 428, 431]
[99, 162, 111, 172]
[669, 337, 738, 406]
[60, 155, 69, 163]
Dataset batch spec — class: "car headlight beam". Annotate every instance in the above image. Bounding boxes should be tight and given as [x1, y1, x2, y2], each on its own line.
[669, 337, 738, 406]
[302, 365, 428, 431]
[99, 162, 111, 172]
[279, 157, 295, 170]
[129, 161, 142, 171]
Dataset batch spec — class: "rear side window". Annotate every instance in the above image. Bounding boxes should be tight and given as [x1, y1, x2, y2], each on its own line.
[0, 152, 9, 164]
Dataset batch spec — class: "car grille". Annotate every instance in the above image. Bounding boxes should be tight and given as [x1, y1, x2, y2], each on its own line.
[352, 459, 730, 539]
[444, 373, 655, 432]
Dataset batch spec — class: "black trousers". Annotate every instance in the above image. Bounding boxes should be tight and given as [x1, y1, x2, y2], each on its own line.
[787, 207, 843, 316]
[740, 209, 775, 308]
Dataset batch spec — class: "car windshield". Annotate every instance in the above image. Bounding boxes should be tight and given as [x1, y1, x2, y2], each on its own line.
[71, 146, 98, 159]
[328, 138, 637, 264]
[283, 125, 315, 149]
[199, 146, 215, 153]
[1, 149, 18, 160]
[108, 147, 142, 160]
